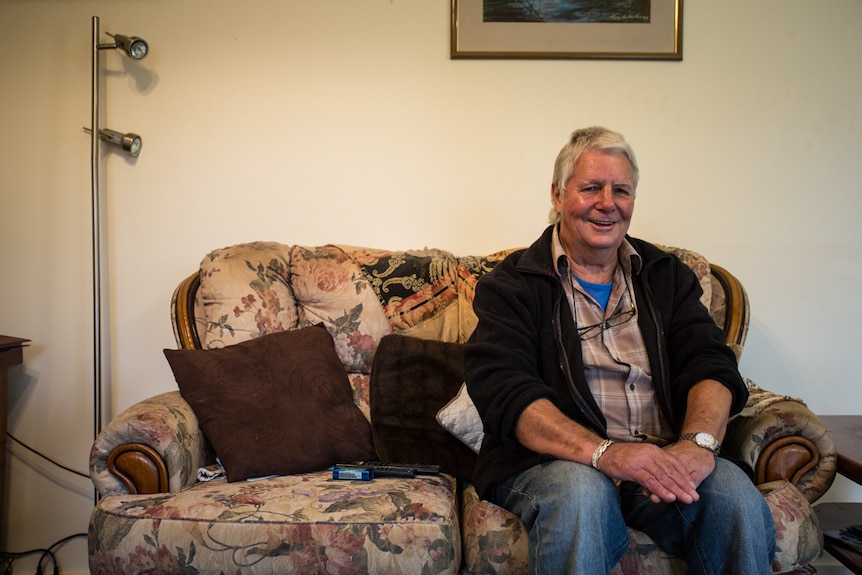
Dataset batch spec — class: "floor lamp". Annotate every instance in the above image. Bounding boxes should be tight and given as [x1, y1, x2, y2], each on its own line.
[88, 15, 148, 440]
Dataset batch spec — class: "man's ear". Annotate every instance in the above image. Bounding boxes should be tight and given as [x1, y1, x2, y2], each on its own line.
[551, 184, 562, 206]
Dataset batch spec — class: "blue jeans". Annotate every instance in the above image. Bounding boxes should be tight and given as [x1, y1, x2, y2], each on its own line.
[493, 458, 775, 575]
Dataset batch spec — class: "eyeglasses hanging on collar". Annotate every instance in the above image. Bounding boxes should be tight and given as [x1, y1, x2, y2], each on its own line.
[577, 306, 637, 341]
[569, 268, 637, 341]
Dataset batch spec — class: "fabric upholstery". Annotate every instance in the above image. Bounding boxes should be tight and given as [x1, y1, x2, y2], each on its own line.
[654, 244, 711, 308]
[760, 480, 824, 573]
[727, 379, 837, 503]
[89, 471, 461, 575]
[89, 390, 207, 495]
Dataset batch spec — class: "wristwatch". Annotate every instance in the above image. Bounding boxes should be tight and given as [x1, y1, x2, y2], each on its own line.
[680, 432, 720, 455]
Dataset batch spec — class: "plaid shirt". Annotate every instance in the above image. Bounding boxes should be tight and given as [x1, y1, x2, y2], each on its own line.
[552, 227, 673, 445]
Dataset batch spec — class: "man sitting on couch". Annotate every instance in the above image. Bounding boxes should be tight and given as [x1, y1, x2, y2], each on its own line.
[463, 126, 775, 575]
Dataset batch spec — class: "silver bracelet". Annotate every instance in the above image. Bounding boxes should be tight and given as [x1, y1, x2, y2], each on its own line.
[591, 439, 614, 470]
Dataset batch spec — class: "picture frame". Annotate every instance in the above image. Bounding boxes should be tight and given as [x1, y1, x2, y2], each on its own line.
[451, 0, 683, 60]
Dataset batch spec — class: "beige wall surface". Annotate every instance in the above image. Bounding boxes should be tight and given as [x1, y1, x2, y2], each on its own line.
[1, 1, 860, 572]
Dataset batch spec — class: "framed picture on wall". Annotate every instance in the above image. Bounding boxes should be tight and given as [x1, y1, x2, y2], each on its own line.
[451, 0, 683, 60]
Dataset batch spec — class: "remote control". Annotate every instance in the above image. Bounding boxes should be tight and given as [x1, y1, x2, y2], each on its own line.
[332, 463, 415, 479]
[348, 461, 440, 475]
[405, 463, 440, 475]
[367, 465, 415, 478]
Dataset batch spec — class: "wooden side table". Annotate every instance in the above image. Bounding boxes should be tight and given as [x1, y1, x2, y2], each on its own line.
[815, 415, 862, 574]
[0, 335, 30, 537]
[0, 335, 29, 540]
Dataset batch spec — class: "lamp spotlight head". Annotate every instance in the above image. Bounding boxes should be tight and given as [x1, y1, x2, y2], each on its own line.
[110, 33, 148, 60]
[99, 128, 143, 157]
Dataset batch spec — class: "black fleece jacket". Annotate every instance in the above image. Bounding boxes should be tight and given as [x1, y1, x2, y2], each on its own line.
[464, 225, 747, 500]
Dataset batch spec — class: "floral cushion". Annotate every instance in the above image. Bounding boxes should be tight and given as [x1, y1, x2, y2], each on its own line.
[654, 244, 712, 309]
[197, 241, 298, 347]
[196, 243, 509, 362]
[90, 471, 461, 575]
[198, 243, 391, 373]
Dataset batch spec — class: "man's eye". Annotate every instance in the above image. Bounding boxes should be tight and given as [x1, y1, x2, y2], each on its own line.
[614, 187, 631, 196]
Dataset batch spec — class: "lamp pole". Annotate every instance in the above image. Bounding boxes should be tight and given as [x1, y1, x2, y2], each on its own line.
[91, 15, 104, 441]
[88, 16, 148, 440]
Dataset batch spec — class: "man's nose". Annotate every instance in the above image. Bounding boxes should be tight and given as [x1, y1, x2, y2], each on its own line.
[596, 186, 615, 208]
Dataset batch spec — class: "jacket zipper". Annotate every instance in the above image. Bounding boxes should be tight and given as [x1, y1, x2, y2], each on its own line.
[639, 262, 677, 431]
[551, 285, 607, 434]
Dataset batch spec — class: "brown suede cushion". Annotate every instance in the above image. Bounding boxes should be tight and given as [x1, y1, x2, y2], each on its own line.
[164, 324, 377, 482]
[370, 334, 478, 481]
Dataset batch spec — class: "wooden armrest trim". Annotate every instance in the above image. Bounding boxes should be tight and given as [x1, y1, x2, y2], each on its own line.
[710, 263, 749, 349]
[755, 435, 820, 486]
[107, 443, 170, 495]
[173, 272, 202, 350]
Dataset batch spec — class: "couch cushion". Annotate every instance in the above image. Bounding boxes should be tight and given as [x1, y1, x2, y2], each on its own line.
[370, 334, 478, 481]
[437, 382, 484, 453]
[655, 244, 712, 309]
[289, 245, 393, 373]
[90, 471, 461, 575]
[164, 324, 376, 482]
[197, 241, 298, 348]
[350, 247, 460, 333]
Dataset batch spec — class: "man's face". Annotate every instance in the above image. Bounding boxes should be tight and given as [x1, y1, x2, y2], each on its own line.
[554, 149, 636, 259]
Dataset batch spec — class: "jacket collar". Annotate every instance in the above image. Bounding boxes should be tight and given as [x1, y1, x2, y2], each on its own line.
[518, 224, 650, 279]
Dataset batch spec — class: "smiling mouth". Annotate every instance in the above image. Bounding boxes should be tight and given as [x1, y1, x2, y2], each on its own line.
[589, 219, 616, 227]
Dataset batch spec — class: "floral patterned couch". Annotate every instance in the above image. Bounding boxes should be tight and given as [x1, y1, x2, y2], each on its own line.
[89, 241, 836, 575]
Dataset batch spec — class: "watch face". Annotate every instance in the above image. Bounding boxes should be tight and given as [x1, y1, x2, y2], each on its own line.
[695, 432, 715, 446]
[682, 432, 719, 454]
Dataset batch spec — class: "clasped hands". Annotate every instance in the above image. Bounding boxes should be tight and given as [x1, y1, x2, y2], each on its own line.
[596, 440, 716, 504]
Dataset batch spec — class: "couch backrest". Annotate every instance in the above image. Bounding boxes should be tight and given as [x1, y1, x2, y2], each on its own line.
[175, 243, 511, 369]
[171, 241, 748, 375]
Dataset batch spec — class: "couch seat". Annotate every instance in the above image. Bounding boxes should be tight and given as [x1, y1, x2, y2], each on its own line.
[89, 471, 461, 575]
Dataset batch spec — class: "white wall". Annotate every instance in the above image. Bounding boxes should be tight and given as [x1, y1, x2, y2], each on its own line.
[1, 1, 860, 572]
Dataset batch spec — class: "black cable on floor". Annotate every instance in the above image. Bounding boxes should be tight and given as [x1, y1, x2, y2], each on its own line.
[3, 433, 90, 572]
[0, 546, 55, 575]
[37, 533, 88, 575]
[0, 531, 88, 575]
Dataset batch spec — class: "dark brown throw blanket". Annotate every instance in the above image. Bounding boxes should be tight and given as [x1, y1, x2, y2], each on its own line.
[370, 334, 478, 481]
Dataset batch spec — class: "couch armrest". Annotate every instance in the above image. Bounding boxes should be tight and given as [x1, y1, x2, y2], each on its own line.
[89, 391, 209, 496]
[724, 380, 837, 503]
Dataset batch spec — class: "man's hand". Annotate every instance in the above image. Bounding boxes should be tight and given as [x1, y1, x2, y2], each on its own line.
[664, 439, 717, 488]
[597, 442, 700, 504]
